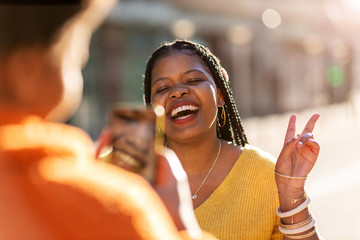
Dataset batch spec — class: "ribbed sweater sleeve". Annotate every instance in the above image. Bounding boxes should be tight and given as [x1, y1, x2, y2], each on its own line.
[194, 145, 282, 240]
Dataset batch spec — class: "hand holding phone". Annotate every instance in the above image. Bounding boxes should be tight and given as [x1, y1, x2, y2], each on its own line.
[97, 104, 160, 183]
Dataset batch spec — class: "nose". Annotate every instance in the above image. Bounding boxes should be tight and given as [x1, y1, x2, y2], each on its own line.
[125, 122, 152, 154]
[169, 85, 189, 99]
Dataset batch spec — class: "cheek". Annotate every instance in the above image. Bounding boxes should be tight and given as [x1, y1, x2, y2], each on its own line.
[209, 85, 217, 102]
[150, 93, 166, 107]
[200, 84, 218, 121]
[199, 83, 217, 106]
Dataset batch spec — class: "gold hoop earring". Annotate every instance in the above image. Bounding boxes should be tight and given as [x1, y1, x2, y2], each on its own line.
[218, 105, 226, 128]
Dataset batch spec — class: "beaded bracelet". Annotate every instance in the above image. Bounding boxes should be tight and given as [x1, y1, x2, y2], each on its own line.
[276, 196, 311, 218]
[279, 216, 315, 235]
[285, 228, 317, 239]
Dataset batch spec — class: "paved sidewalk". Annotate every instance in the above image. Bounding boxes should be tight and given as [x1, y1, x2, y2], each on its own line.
[242, 92, 360, 240]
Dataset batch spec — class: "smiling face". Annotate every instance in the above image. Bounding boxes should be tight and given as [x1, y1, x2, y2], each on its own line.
[150, 50, 224, 144]
[110, 108, 156, 174]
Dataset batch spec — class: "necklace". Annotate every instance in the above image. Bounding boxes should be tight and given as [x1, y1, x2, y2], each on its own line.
[192, 139, 221, 200]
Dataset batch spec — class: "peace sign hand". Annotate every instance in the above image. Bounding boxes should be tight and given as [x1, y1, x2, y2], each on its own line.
[275, 113, 320, 194]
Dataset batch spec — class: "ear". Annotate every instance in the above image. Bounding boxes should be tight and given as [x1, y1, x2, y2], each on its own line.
[217, 88, 225, 106]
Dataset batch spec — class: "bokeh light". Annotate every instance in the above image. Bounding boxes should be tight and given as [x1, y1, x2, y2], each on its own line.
[327, 65, 345, 87]
[262, 8, 281, 29]
[154, 105, 165, 117]
[171, 19, 196, 39]
[303, 34, 324, 55]
[227, 25, 253, 46]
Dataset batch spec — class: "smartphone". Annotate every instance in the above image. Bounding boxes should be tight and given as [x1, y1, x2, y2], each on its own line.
[98, 104, 164, 184]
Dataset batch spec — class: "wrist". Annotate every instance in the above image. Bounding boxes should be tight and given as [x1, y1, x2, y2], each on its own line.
[277, 185, 305, 197]
[277, 194, 311, 225]
[275, 170, 306, 193]
[277, 179, 305, 196]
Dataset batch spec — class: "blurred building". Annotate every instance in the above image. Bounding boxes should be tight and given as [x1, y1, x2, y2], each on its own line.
[71, 0, 360, 139]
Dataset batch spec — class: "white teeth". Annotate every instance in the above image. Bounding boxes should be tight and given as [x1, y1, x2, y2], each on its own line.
[177, 114, 192, 120]
[113, 151, 141, 169]
[170, 105, 198, 117]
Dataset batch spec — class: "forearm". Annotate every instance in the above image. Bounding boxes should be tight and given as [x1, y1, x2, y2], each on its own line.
[279, 192, 319, 240]
[276, 177, 320, 240]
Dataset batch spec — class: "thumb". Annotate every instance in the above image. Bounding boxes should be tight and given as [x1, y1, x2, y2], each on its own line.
[155, 152, 175, 187]
[94, 127, 112, 159]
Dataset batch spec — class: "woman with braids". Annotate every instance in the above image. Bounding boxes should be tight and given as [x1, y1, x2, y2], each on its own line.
[143, 40, 321, 240]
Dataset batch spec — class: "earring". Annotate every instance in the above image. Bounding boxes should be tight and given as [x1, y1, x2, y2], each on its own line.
[218, 105, 226, 128]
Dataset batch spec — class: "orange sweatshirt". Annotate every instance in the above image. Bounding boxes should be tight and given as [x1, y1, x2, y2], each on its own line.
[0, 112, 211, 240]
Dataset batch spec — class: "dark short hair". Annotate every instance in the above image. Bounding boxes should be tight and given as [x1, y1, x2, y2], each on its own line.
[0, 3, 83, 55]
[143, 40, 248, 146]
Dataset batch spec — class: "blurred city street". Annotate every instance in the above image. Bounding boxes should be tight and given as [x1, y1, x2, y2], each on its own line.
[243, 92, 360, 240]
[75, 1, 360, 238]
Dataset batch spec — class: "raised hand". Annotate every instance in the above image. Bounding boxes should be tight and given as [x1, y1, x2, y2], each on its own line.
[275, 115, 321, 239]
[275, 114, 320, 192]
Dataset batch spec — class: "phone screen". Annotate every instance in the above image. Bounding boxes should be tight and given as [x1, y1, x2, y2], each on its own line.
[99, 105, 158, 183]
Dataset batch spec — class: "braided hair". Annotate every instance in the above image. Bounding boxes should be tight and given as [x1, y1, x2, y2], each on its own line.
[143, 40, 248, 147]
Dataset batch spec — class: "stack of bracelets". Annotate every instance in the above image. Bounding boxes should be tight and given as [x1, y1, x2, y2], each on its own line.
[275, 171, 316, 239]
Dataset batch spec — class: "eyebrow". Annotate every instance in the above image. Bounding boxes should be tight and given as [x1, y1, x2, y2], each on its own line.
[151, 77, 168, 87]
[114, 110, 153, 119]
[151, 69, 207, 87]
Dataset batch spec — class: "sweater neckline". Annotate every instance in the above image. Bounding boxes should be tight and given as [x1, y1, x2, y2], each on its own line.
[194, 144, 250, 211]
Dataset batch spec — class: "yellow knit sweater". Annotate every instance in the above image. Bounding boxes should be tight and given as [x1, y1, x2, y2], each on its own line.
[194, 144, 283, 240]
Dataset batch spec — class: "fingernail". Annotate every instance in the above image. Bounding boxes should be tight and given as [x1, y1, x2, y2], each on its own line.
[304, 133, 313, 138]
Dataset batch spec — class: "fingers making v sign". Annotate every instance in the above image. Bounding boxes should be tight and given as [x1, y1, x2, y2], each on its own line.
[275, 113, 320, 193]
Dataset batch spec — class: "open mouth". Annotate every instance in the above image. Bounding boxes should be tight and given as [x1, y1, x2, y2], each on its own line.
[169, 104, 199, 120]
[112, 148, 145, 172]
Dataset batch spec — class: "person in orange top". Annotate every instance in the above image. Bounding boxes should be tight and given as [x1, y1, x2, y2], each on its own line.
[0, 1, 215, 239]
